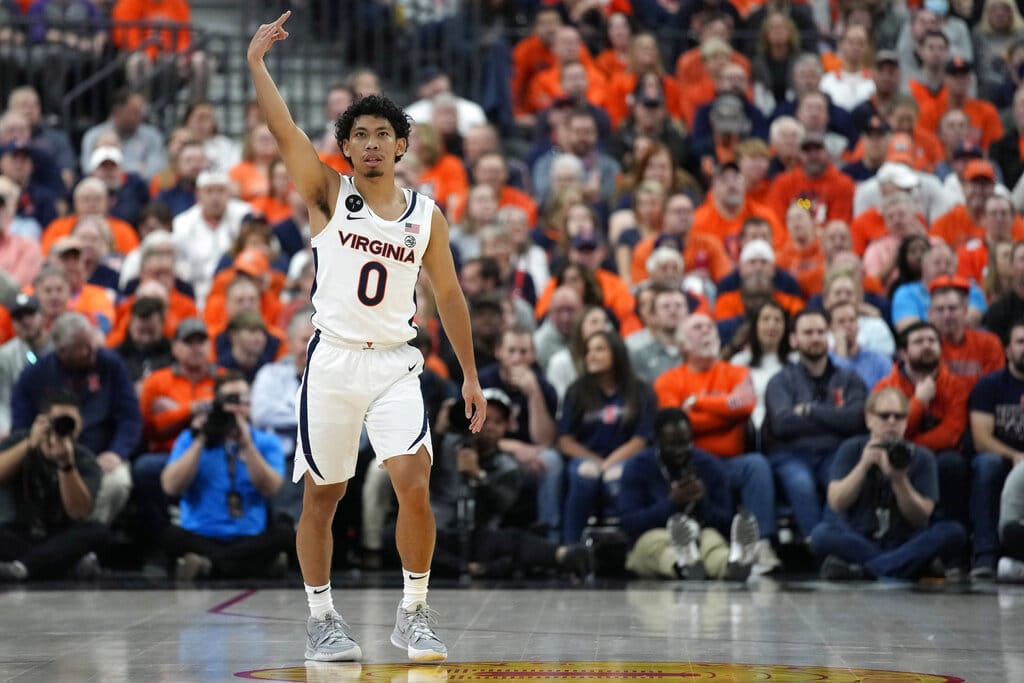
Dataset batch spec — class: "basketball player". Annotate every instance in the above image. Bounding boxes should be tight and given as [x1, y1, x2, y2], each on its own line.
[248, 12, 486, 663]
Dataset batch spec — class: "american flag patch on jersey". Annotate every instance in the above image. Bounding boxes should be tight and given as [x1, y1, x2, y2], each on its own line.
[405, 222, 419, 234]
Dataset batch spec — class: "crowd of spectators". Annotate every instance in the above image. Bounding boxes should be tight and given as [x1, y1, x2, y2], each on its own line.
[3, 0, 1024, 584]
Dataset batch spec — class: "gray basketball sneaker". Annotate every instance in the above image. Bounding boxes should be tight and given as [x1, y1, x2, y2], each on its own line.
[391, 604, 448, 662]
[305, 611, 362, 661]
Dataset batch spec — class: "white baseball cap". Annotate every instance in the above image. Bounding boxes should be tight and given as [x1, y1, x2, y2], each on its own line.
[88, 146, 123, 172]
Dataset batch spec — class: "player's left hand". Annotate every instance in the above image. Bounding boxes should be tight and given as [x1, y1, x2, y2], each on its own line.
[464, 379, 486, 433]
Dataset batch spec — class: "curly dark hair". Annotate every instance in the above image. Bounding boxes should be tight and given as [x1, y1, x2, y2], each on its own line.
[333, 94, 412, 164]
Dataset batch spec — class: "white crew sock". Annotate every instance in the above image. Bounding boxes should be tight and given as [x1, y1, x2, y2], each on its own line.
[305, 582, 335, 619]
[401, 568, 430, 610]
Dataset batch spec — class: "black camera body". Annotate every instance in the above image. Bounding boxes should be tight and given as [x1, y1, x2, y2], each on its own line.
[880, 439, 913, 470]
[202, 393, 241, 442]
[50, 414, 76, 437]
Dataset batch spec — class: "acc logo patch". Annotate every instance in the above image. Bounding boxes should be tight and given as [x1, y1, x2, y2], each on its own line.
[404, 235, 417, 248]
[345, 194, 364, 213]
[236, 661, 965, 682]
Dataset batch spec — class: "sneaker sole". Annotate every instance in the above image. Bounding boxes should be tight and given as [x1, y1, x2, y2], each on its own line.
[304, 644, 362, 662]
[391, 633, 448, 662]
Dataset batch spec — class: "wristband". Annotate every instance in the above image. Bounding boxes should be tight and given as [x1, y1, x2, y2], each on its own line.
[58, 463, 75, 473]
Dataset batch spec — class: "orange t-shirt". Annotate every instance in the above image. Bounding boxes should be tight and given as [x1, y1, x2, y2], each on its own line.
[604, 72, 682, 130]
[594, 49, 628, 81]
[768, 165, 855, 225]
[918, 96, 1004, 150]
[712, 289, 805, 321]
[941, 328, 1005, 387]
[931, 205, 1024, 250]
[512, 37, 593, 117]
[908, 80, 946, 123]
[248, 195, 293, 225]
[228, 161, 269, 202]
[203, 268, 287, 337]
[691, 194, 786, 262]
[956, 238, 990, 285]
[418, 154, 469, 212]
[41, 214, 140, 256]
[112, 0, 191, 59]
[630, 231, 733, 285]
[106, 289, 198, 348]
[776, 241, 825, 298]
[534, 268, 640, 334]
[0, 307, 12, 346]
[873, 364, 971, 453]
[140, 366, 218, 453]
[849, 207, 889, 256]
[527, 63, 609, 117]
[319, 152, 353, 175]
[70, 284, 116, 334]
[449, 185, 538, 227]
[654, 361, 754, 457]
[674, 49, 751, 90]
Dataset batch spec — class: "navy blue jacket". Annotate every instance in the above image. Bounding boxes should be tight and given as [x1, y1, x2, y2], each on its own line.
[619, 448, 733, 543]
[155, 184, 196, 217]
[764, 360, 867, 454]
[716, 267, 803, 298]
[11, 349, 141, 460]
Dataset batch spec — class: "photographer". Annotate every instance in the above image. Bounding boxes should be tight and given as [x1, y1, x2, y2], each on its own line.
[160, 371, 292, 580]
[427, 388, 590, 580]
[810, 388, 967, 581]
[0, 390, 110, 581]
[620, 408, 758, 581]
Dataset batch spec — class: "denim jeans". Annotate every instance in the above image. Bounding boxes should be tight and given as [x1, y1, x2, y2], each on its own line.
[769, 447, 835, 538]
[717, 453, 776, 538]
[131, 453, 170, 540]
[525, 448, 564, 541]
[972, 453, 1013, 569]
[810, 518, 967, 579]
[562, 457, 620, 544]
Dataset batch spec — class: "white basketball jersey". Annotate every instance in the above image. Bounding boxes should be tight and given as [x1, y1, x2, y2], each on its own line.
[310, 174, 434, 345]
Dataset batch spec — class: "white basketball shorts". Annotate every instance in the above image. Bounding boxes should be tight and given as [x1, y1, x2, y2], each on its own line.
[294, 330, 432, 485]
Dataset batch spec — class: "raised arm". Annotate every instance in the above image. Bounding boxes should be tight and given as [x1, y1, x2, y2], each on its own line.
[247, 11, 338, 231]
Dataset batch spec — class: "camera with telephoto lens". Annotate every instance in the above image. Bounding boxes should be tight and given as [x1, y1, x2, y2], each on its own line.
[880, 439, 912, 470]
[202, 393, 241, 442]
[50, 414, 76, 437]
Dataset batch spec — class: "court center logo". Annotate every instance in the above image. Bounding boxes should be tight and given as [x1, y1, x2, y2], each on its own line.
[236, 661, 965, 682]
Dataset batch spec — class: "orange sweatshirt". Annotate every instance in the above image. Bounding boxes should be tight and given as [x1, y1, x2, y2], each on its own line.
[41, 214, 140, 256]
[654, 361, 754, 457]
[874, 363, 971, 453]
[768, 164, 855, 225]
[140, 366, 218, 453]
[535, 268, 641, 334]
[112, 0, 191, 59]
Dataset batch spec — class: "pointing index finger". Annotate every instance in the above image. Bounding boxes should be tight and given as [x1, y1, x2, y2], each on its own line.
[274, 10, 292, 27]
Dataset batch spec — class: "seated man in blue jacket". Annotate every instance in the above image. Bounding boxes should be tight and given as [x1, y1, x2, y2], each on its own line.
[11, 311, 141, 525]
[619, 408, 759, 581]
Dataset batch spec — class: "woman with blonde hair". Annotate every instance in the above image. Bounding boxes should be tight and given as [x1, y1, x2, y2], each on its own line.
[975, 0, 1024, 96]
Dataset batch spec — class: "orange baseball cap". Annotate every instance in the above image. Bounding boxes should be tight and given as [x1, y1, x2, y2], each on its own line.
[234, 248, 271, 277]
[886, 133, 916, 165]
[963, 159, 996, 182]
[928, 274, 971, 295]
